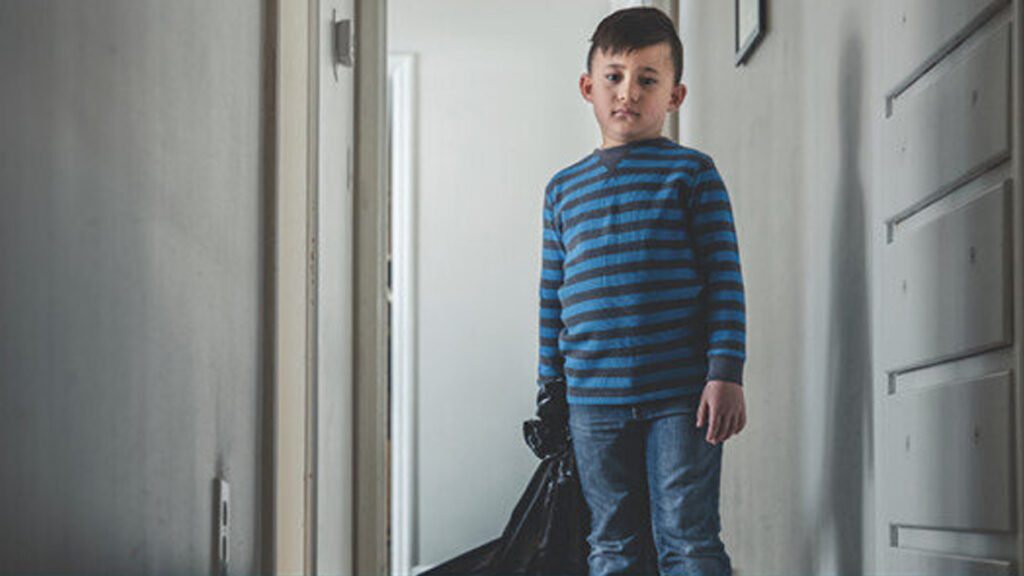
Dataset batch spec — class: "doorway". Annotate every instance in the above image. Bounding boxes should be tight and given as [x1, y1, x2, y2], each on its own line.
[383, 2, 675, 574]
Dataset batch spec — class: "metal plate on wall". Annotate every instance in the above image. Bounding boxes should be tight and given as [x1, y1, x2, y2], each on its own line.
[883, 0, 1008, 91]
[885, 547, 1014, 576]
[884, 370, 1014, 531]
[883, 181, 1012, 372]
[884, 22, 1011, 217]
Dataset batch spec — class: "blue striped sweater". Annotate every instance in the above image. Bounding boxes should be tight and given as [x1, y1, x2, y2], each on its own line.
[537, 136, 746, 405]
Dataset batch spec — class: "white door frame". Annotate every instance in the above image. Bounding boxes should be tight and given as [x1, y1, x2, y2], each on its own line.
[272, 0, 317, 573]
[352, 0, 392, 573]
[388, 52, 418, 576]
[272, 0, 358, 573]
[312, 1, 357, 574]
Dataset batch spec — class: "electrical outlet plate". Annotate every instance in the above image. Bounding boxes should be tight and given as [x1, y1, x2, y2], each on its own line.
[217, 478, 230, 575]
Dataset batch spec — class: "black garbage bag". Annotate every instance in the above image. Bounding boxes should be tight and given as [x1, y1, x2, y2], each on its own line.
[422, 420, 590, 575]
[422, 381, 657, 575]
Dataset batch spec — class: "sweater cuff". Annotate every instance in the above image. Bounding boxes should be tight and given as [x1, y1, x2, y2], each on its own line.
[706, 355, 744, 386]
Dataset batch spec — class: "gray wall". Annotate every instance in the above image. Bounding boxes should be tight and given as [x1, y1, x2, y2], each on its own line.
[0, 1, 268, 573]
[679, 1, 880, 573]
[387, 0, 608, 568]
[681, 0, 1024, 572]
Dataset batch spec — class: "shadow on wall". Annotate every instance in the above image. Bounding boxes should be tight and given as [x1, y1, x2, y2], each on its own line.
[813, 33, 874, 575]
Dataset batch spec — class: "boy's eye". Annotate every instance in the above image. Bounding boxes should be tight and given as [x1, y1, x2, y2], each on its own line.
[603, 73, 657, 86]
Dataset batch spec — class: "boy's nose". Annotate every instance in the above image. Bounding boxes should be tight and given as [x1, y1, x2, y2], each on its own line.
[618, 83, 641, 102]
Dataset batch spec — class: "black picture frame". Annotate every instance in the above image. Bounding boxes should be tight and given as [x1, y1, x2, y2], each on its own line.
[734, 0, 765, 66]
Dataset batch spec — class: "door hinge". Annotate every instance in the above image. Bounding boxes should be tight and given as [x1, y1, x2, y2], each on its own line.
[333, 10, 354, 80]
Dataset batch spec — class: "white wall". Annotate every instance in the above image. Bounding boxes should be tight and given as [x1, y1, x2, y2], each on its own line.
[0, 1, 268, 572]
[388, 0, 610, 567]
[679, 1, 880, 573]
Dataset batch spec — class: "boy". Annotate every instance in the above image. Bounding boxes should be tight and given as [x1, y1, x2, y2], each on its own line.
[536, 7, 747, 576]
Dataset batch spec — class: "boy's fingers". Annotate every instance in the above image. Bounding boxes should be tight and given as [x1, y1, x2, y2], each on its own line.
[696, 398, 706, 428]
[724, 413, 739, 441]
[706, 405, 718, 443]
[714, 411, 737, 444]
[715, 414, 729, 443]
[719, 413, 732, 443]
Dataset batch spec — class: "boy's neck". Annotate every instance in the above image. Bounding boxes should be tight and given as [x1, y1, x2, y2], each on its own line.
[600, 133, 670, 149]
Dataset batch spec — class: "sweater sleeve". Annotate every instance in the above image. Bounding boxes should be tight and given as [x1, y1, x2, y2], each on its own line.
[537, 183, 567, 386]
[689, 158, 747, 385]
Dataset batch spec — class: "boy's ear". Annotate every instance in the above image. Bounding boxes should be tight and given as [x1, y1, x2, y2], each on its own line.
[668, 82, 687, 112]
[579, 73, 594, 103]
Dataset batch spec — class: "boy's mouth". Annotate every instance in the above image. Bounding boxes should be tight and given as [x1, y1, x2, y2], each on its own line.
[613, 108, 639, 118]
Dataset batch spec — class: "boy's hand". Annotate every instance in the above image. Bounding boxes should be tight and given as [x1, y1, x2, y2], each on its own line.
[696, 380, 746, 445]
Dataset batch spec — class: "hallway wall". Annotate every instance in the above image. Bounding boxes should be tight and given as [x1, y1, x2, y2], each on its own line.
[0, 1, 268, 572]
[679, 1, 879, 573]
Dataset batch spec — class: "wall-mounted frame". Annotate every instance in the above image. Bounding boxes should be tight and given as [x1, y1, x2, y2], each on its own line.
[735, 0, 765, 66]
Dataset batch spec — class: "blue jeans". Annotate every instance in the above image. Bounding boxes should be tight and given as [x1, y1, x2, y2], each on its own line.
[569, 395, 731, 576]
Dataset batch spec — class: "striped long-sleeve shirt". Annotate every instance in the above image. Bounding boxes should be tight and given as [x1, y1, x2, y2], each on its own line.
[537, 136, 746, 405]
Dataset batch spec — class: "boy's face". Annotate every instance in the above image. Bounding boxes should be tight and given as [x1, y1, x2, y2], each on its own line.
[580, 42, 686, 148]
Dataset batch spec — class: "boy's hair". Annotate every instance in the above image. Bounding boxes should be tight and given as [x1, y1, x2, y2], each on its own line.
[587, 7, 684, 85]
